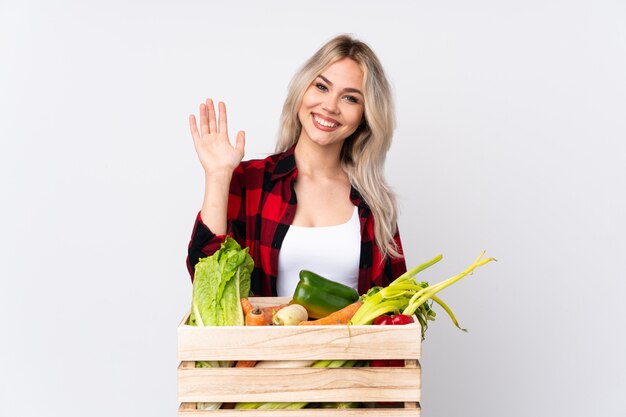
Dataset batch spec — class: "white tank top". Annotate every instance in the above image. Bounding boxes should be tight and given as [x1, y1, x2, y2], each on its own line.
[277, 206, 361, 298]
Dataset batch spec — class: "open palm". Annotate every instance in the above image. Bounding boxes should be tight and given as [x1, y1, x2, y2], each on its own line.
[189, 99, 245, 175]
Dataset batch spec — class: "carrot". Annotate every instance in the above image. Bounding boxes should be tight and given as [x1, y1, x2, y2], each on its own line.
[298, 301, 363, 325]
[241, 298, 254, 316]
[245, 308, 270, 326]
[235, 360, 257, 367]
[243, 301, 288, 326]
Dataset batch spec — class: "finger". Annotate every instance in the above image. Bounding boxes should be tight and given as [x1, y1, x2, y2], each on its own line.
[189, 115, 201, 141]
[235, 130, 246, 157]
[218, 101, 227, 134]
[207, 98, 217, 134]
[199, 103, 209, 135]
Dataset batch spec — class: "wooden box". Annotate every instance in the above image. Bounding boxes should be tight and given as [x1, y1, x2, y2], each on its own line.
[178, 297, 422, 416]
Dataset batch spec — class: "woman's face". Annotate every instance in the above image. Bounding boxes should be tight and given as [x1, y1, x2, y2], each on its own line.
[297, 58, 365, 149]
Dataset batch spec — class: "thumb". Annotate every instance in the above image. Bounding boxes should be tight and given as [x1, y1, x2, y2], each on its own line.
[235, 130, 246, 156]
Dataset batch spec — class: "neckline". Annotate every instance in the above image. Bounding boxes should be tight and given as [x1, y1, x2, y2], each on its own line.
[290, 206, 358, 229]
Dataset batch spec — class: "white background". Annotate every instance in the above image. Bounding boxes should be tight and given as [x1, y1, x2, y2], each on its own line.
[1, 1, 625, 416]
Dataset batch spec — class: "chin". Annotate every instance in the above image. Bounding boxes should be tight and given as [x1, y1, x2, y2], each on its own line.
[305, 133, 342, 148]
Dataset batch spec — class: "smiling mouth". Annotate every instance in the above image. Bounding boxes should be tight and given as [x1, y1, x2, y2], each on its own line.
[312, 113, 340, 129]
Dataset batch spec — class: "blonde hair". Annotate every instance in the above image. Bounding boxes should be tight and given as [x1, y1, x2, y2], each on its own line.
[276, 34, 401, 259]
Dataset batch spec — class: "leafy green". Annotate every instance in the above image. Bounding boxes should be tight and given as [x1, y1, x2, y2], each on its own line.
[189, 236, 253, 327]
[187, 237, 255, 412]
[350, 251, 496, 340]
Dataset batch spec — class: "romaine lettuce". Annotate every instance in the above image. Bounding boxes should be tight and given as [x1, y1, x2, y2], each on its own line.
[189, 236, 253, 327]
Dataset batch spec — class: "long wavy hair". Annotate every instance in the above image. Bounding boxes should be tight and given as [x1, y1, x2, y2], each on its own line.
[275, 34, 401, 259]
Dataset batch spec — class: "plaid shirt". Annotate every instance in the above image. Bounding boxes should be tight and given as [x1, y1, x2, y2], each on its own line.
[186, 145, 407, 296]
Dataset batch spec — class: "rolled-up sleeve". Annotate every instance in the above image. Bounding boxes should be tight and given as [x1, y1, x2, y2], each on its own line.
[186, 164, 247, 281]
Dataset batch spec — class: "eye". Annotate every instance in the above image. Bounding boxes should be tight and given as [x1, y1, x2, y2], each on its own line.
[315, 82, 328, 92]
[344, 95, 359, 104]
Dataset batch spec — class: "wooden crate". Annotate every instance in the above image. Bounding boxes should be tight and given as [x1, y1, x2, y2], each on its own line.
[178, 297, 421, 416]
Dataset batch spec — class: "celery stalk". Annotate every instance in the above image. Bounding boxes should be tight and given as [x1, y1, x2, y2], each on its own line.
[429, 295, 466, 332]
[257, 402, 307, 410]
[234, 402, 262, 409]
[353, 299, 408, 325]
[404, 252, 495, 317]
[390, 254, 443, 285]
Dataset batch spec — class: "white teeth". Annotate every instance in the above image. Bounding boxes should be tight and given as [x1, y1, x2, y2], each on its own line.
[314, 114, 338, 128]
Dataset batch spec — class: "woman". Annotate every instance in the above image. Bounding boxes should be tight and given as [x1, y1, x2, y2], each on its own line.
[186, 34, 407, 297]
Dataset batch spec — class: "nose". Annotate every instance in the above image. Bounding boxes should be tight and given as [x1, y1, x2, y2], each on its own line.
[322, 94, 340, 114]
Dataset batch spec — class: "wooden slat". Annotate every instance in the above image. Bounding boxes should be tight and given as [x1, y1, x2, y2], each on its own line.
[178, 405, 421, 416]
[180, 403, 197, 411]
[179, 298, 290, 327]
[178, 323, 421, 361]
[179, 362, 197, 410]
[178, 367, 420, 403]
[404, 360, 419, 368]
[403, 359, 420, 409]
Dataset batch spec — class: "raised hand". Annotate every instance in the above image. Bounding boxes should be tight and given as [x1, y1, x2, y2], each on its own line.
[189, 99, 245, 176]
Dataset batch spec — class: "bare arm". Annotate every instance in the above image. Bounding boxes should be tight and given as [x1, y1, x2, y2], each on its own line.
[189, 99, 245, 235]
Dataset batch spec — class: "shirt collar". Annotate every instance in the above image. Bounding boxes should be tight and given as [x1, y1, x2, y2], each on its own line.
[271, 145, 298, 182]
[349, 186, 368, 209]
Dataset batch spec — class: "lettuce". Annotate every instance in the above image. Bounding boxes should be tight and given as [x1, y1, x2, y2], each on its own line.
[189, 237, 253, 327]
[187, 237, 253, 409]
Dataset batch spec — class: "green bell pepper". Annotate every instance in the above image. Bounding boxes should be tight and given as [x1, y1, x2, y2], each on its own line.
[291, 270, 360, 319]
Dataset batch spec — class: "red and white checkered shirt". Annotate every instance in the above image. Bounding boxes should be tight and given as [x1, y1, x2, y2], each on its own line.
[186, 145, 407, 296]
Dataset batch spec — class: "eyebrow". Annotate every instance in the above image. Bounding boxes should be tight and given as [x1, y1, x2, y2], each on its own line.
[318, 75, 363, 96]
